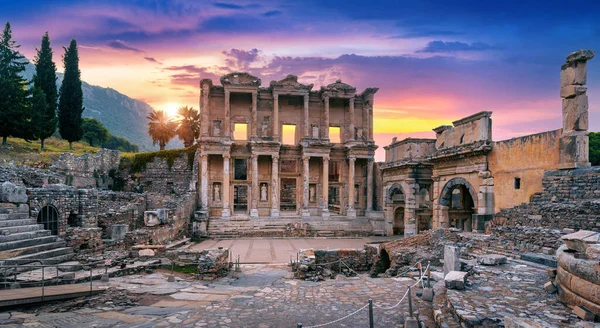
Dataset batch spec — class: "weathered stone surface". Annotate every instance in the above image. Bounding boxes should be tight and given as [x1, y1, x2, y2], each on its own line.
[560, 85, 587, 98]
[477, 254, 507, 266]
[561, 230, 599, 253]
[504, 316, 544, 328]
[562, 94, 589, 131]
[585, 244, 600, 261]
[0, 182, 27, 203]
[144, 211, 160, 227]
[444, 271, 467, 290]
[138, 249, 155, 257]
[543, 281, 557, 293]
[443, 245, 460, 276]
[566, 49, 595, 64]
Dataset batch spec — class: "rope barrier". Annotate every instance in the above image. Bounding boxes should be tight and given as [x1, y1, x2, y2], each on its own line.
[303, 303, 369, 328]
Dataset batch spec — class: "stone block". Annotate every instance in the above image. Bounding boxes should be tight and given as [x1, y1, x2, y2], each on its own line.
[560, 85, 587, 98]
[443, 245, 461, 276]
[559, 134, 589, 169]
[585, 244, 600, 261]
[566, 49, 595, 64]
[139, 249, 155, 257]
[111, 224, 129, 241]
[444, 271, 467, 290]
[144, 211, 160, 227]
[504, 316, 544, 328]
[546, 268, 557, 279]
[562, 94, 588, 131]
[477, 254, 507, 266]
[573, 306, 595, 321]
[544, 281, 557, 293]
[561, 230, 600, 253]
[0, 182, 27, 203]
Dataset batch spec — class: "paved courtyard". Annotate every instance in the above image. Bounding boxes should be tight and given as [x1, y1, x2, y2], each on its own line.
[189, 237, 400, 264]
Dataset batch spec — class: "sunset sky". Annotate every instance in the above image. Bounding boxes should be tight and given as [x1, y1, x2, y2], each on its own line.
[2, 0, 599, 160]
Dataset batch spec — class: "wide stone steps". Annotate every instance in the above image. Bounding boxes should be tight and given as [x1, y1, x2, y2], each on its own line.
[0, 212, 29, 220]
[0, 240, 66, 260]
[0, 230, 51, 243]
[0, 224, 45, 234]
[0, 247, 74, 266]
[0, 235, 59, 252]
[0, 218, 37, 228]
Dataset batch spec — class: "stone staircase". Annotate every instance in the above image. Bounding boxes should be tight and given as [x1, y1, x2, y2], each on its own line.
[0, 205, 74, 270]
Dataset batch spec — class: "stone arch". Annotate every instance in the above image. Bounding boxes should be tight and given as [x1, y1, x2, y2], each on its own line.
[438, 177, 477, 209]
[37, 205, 60, 235]
[386, 183, 405, 204]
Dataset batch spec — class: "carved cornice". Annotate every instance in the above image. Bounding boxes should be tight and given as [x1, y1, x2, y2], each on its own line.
[220, 72, 261, 87]
[269, 75, 313, 93]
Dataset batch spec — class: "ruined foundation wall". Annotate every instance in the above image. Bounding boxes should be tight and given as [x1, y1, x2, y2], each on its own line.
[494, 167, 600, 231]
[50, 149, 120, 189]
[488, 129, 562, 212]
[126, 152, 196, 195]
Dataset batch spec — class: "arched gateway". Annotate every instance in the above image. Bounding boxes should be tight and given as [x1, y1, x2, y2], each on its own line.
[37, 205, 59, 235]
[438, 178, 477, 232]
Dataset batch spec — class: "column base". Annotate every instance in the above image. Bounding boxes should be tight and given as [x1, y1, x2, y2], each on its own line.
[250, 209, 259, 218]
[346, 208, 356, 218]
[321, 208, 330, 219]
[301, 209, 311, 218]
[221, 208, 231, 218]
[270, 209, 280, 217]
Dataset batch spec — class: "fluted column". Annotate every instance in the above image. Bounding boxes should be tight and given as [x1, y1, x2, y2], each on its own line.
[250, 154, 259, 217]
[322, 157, 330, 218]
[273, 93, 279, 140]
[200, 82, 210, 137]
[224, 90, 231, 137]
[302, 156, 310, 218]
[348, 97, 355, 140]
[271, 154, 279, 217]
[200, 154, 208, 210]
[366, 158, 373, 211]
[347, 157, 356, 218]
[222, 154, 231, 217]
[251, 91, 258, 138]
[323, 95, 330, 139]
[304, 94, 310, 138]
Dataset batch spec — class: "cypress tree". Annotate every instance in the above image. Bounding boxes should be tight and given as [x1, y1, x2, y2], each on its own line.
[0, 21, 29, 145]
[29, 87, 48, 140]
[33, 32, 57, 149]
[58, 39, 84, 149]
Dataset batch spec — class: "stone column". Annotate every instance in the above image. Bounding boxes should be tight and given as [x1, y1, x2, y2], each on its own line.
[302, 156, 310, 218]
[559, 49, 595, 169]
[404, 179, 417, 236]
[323, 95, 330, 140]
[322, 157, 330, 218]
[222, 154, 231, 217]
[273, 93, 279, 140]
[224, 90, 231, 137]
[363, 99, 368, 141]
[366, 158, 373, 211]
[200, 154, 208, 210]
[271, 154, 279, 217]
[347, 157, 356, 218]
[250, 154, 259, 217]
[303, 94, 310, 138]
[251, 91, 258, 138]
[348, 97, 355, 140]
[200, 81, 210, 137]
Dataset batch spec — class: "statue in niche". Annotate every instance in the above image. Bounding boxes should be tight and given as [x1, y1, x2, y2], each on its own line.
[312, 126, 319, 139]
[213, 184, 221, 202]
[260, 183, 268, 201]
[309, 185, 316, 202]
[262, 121, 269, 137]
[213, 121, 221, 137]
[356, 128, 363, 140]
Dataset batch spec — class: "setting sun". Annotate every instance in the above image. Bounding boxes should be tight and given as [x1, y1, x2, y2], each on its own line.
[163, 103, 179, 118]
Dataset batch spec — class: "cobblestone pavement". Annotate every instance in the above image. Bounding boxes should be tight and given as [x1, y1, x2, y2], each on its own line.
[2, 264, 434, 328]
[446, 259, 581, 327]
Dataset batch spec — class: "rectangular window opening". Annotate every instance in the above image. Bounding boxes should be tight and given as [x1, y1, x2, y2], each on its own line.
[233, 123, 248, 140]
[329, 126, 341, 143]
[234, 159, 248, 180]
[282, 124, 296, 145]
[514, 178, 521, 190]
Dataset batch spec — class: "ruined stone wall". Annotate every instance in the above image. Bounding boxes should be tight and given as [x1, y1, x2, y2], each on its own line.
[0, 165, 64, 187]
[50, 149, 120, 189]
[128, 154, 196, 195]
[96, 191, 147, 239]
[434, 111, 492, 150]
[494, 167, 600, 231]
[488, 130, 562, 212]
[384, 138, 436, 163]
[462, 226, 566, 256]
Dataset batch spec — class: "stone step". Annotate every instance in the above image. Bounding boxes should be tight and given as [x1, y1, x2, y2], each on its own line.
[1, 247, 74, 265]
[0, 240, 66, 260]
[520, 253, 557, 267]
[0, 224, 44, 234]
[0, 235, 58, 252]
[0, 230, 51, 243]
[0, 218, 37, 228]
[0, 212, 29, 221]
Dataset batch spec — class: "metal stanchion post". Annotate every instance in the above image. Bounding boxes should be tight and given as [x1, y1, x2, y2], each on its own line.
[89, 267, 93, 296]
[41, 266, 45, 301]
[297, 324, 302, 328]
[405, 285, 419, 328]
[57, 266, 59, 286]
[368, 299, 374, 328]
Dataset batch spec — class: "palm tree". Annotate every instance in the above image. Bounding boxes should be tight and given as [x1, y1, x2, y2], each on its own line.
[147, 109, 177, 150]
[176, 106, 200, 147]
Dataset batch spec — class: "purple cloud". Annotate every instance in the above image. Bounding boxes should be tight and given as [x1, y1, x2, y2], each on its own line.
[106, 40, 143, 53]
[222, 48, 261, 70]
[417, 41, 496, 53]
[144, 56, 162, 64]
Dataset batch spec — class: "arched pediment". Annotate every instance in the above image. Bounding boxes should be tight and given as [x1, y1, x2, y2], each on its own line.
[220, 72, 261, 87]
[269, 75, 313, 92]
[386, 183, 405, 204]
[323, 79, 356, 93]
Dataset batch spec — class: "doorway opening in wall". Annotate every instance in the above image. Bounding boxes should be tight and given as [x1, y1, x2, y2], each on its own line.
[37, 205, 59, 235]
[233, 185, 248, 213]
[328, 186, 341, 214]
[417, 214, 432, 233]
[393, 207, 405, 235]
[280, 178, 297, 212]
[282, 124, 296, 145]
[448, 185, 474, 232]
[329, 126, 341, 143]
[233, 123, 248, 141]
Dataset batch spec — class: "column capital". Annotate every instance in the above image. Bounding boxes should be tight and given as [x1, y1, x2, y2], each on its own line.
[322, 94, 330, 101]
[273, 92, 279, 100]
[223, 153, 231, 160]
[224, 90, 230, 96]
[272, 154, 280, 160]
[348, 157, 356, 162]
[322, 156, 330, 162]
[251, 153, 258, 160]
[303, 155, 310, 161]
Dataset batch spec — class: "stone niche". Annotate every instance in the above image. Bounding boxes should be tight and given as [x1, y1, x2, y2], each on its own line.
[143, 209, 168, 227]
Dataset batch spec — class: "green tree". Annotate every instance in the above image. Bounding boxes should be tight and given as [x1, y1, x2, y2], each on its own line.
[29, 86, 48, 140]
[147, 109, 176, 150]
[0, 21, 29, 145]
[590, 132, 600, 166]
[82, 118, 109, 147]
[58, 39, 84, 149]
[176, 106, 200, 147]
[102, 135, 139, 152]
[33, 32, 57, 149]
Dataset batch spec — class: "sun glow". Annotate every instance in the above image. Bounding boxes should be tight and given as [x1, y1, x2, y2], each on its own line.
[162, 103, 179, 117]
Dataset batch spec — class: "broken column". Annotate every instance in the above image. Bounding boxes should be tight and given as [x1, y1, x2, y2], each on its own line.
[559, 49, 595, 169]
